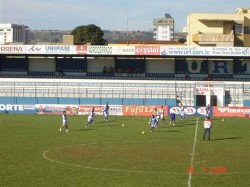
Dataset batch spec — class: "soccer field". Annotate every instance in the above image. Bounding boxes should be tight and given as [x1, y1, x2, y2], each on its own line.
[0, 114, 249, 187]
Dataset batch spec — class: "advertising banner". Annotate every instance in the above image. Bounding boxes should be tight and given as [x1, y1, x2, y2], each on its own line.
[122, 105, 168, 116]
[169, 106, 211, 117]
[2, 103, 250, 118]
[1, 45, 250, 57]
[160, 46, 250, 57]
[87, 46, 113, 55]
[113, 46, 135, 55]
[75, 45, 88, 54]
[44, 45, 72, 54]
[35, 104, 78, 115]
[26, 45, 44, 54]
[135, 46, 161, 56]
[0, 104, 36, 114]
[78, 105, 123, 115]
[213, 107, 250, 117]
[0, 45, 25, 54]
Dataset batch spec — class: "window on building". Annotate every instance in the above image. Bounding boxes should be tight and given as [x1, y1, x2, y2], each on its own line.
[244, 26, 250, 34]
[233, 24, 243, 34]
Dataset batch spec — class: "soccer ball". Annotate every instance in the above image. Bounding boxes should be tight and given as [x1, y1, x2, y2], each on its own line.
[148, 122, 150, 124]
[122, 124, 125, 127]
[142, 131, 145, 134]
[221, 119, 224, 122]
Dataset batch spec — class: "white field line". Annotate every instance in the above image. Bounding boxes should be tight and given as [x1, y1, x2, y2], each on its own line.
[42, 140, 250, 176]
[42, 141, 186, 175]
[187, 118, 199, 187]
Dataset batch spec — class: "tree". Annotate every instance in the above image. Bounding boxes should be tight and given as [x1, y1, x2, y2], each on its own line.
[71, 24, 107, 45]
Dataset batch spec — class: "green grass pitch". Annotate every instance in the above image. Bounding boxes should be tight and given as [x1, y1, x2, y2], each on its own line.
[0, 114, 249, 187]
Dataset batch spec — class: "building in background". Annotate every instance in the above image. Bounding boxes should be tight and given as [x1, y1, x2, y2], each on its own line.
[51, 35, 74, 45]
[187, 8, 250, 47]
[0, 23, 30, 45]
[153, 13, 174, 41]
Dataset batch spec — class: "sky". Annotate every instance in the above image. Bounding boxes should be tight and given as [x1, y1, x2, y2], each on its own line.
[0, 0, 249, 31]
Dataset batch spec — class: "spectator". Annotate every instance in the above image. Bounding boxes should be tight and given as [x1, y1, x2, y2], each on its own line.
[117, 68, 122, 73]
[208, 74, 212, 81]
[116, 68, 122, 76]
[109, 66, 114, 75]
[102, 66, 108, 75]
[57, 65, 65, 76]
[127, 66, 133, 76]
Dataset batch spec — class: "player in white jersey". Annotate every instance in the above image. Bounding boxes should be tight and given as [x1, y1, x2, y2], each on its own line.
[103, 102, 109, 121]
[180, 103, 185, 120]
[159, 106, 166, 124]
[59, 111, 69, 132]
[203, 117, 212, 141]
[154, 108, 159, 126]
[86, 107, 95, 127]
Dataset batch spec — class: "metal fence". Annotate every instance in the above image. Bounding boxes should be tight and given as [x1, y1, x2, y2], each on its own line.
[0, 79, 250, 106]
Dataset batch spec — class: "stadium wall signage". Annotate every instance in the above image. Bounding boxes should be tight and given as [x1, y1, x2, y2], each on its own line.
[213, 107, 250, 117]
[1, 45, 250, 57]
[0, 104, 35, 114]
[1, 104, 250, 117]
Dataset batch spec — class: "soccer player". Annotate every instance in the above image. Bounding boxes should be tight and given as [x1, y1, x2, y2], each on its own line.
[159, 106, 166, 124]
[149, 114, 158, 132]
[180, 103, 185, 120]
[169, 109, 176, 126]
[59, 111, 69, 132]
[205, 104, 210, 117]
[86, 107, 95, 127]
[203, 116, 212, 141]
[103, 102, 109, 121]
[154, 108, 160, 126]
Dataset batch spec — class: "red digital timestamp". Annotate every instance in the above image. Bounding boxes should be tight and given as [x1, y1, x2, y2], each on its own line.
[202, 166, 227, 174]
[186, 166, 227, 174]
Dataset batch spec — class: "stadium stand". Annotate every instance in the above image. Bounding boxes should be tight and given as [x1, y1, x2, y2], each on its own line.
[1, 78, 250, 107]
[0, 58, 28, 72]
[56, 57, 87, 73]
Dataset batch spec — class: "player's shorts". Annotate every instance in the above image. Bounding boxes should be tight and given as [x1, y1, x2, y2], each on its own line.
[151, 123, 157, 127]
[62, 120, 68, 126]
[160, 114, 164, 119]
[88, 116, 94, 123]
